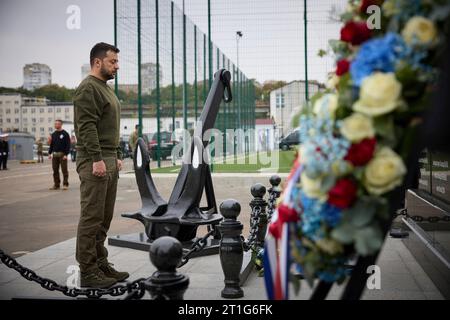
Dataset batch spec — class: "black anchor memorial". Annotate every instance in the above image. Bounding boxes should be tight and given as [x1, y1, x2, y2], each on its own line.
[108, 69, 232, 259]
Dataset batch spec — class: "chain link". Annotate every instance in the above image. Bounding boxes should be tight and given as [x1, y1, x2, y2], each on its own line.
[394, 208, 450, 223]
[244, 205, 262, 251]
[177, 229, 215, 268]
[0, 249, 146, 299]
[266, 187, 280, 222]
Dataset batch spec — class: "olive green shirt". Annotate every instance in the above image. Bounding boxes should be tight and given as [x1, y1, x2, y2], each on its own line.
[129, 130, 138, 153]
[74, 75, 122, 161]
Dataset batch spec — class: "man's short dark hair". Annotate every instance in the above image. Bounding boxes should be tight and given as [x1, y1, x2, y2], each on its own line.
[55, 119, 63, 124]
[90, 42, 120, 67]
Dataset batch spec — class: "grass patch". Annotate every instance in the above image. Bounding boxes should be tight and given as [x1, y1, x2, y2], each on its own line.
[151, 149, 297, 174]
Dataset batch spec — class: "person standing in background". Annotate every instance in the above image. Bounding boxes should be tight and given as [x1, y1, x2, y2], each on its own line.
[128, 124, 139, 156]
[48, 120, 71, 190]
[70, 134, 77, 162]
[0, 136, 8, 170]
[37, 140, 44, 163]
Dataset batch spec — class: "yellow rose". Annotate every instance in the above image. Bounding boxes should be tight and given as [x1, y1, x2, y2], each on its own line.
[313, 93, 338, 119]
[301, 172, 327, 200]
[402, 16, 437, 47]
[382, 0, 398, 17]
[340, 113, 375, 143]
[364, 147, 406, 195]
[353, 72, 402, 117]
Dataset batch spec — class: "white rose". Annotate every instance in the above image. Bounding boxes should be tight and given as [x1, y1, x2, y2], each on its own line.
[364, 147, 406, 195]
[353, 72, 402, 117]
[402, 16, 437, 47]
[313, 93, 339, 119]
[340, 113, 375, 143]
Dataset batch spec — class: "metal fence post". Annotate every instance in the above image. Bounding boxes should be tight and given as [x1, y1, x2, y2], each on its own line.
[218, 199, 244, 298]
[144, 236, 190, 300]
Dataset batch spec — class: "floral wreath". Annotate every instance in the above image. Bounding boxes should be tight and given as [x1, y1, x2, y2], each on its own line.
[263, 0, 450, 293]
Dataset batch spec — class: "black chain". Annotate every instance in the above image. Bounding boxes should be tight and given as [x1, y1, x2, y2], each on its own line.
[243, 206, 262, 252]
[266, 187, 280, 222]
[0, 249, 146, 299]
[409, 215, 450, 223]
[177, 229, 215, 268]
[394, 208, 450, 223]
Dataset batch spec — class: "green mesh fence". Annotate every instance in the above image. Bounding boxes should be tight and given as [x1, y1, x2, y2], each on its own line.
[115, 0, 255, 168]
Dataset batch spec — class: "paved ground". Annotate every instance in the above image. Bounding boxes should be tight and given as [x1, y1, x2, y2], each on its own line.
[0, 159, 445, 300]
[0, 236, 444, 300]
[0, 159, 280, 256]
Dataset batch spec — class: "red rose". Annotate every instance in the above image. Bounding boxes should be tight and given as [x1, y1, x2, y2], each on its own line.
[328, 178, 357, 209]
[336, 59, 350, 76]
[340, 21, 372, 45]
[344, 138, 376, 166]
[360, 0, 384, 13]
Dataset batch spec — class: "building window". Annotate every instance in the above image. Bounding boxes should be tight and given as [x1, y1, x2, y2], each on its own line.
[48, 117, 52, 122]
[6, 119, 11, 123]
[14, 109, 19, 114]
[0, 119, 2, 124]
[40, 108, 45, 113]
[23, 128, 27, 132]
[31, 108, 36, 113]
[48, 108, 52, 113]
[6, 109, 11, 114]
[65, 108, 69, 113]
[0, 101, 2, 105]
[56, 108, 61, 113]
[276, 93, 285, 109]
[22, 108, 27, 114]
[32, 127, 36, 132]
[40, 127, 45, 133]
[32, 118, 36, 123]
[15, 118, 19, 123]
[15, 100, 19, 104]
[48, 127, 53, 132]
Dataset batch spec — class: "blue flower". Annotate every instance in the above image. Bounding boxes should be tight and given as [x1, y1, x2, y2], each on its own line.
[350, 32, 411, 86]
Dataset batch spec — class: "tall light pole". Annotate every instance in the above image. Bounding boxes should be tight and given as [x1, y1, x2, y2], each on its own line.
[236, 31, 242, 150]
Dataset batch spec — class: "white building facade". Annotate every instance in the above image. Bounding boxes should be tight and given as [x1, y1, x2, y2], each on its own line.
[23, 63, 52, 91]
[269, 80, 322, 137]
[0, 94, 74, 141]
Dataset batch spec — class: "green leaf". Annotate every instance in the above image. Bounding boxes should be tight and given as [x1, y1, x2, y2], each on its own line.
[289, 273, 301, 296]
[346, 198, 377, 227]
[317, 49, 327, 57]
[320, 174, 337, 193]
[373, 115, 397, 146]
[354, 224, 384, 256]
[330, 223, 356, 244]
[303, 262, 316, 288]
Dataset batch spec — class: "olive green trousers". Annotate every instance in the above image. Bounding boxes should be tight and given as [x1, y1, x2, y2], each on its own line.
[75, 157, 118, 273]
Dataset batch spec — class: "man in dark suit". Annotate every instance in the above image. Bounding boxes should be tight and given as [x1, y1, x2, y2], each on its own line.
[0, 136, 9, 170]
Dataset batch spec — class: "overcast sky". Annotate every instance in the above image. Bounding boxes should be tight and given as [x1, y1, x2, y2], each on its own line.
[0, 0, 345, 89]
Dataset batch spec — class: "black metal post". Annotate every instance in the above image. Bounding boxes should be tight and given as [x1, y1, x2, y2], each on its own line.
[218, 199, 244, 298]
[267, 175, 282, 221]
[249, 183, 268, 248]
[144, 236, 189, 300]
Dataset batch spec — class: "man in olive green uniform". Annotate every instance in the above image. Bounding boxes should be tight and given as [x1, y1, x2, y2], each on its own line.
[74, 42, 129, 288]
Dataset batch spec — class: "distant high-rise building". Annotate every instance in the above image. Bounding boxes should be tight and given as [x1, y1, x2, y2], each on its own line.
[81, 63, 91, 80]
[23, 63, 52, 91]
